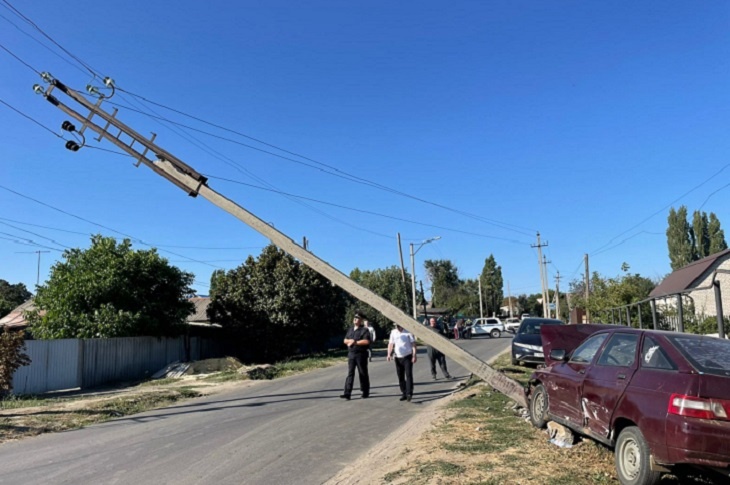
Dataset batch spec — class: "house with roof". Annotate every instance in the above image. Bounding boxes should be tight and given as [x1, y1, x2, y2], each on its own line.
[649, 248, 730, 318]
[0, 299, 35, 332]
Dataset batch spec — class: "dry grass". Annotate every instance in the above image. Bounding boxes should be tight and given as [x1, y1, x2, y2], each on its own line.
[378, 354, 720, 484]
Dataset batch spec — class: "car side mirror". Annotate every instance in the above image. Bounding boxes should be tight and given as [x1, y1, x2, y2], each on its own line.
[550, 349, 567, 361]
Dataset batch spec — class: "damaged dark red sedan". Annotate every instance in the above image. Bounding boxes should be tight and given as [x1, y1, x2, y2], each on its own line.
[527, 324, 730, 485]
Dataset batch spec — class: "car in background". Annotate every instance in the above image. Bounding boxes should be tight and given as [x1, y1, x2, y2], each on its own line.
[527, 324, 730, 485]
[470, 317, 504, 338]
[504, 317, 521, 333]
[511, 317, 564, 365]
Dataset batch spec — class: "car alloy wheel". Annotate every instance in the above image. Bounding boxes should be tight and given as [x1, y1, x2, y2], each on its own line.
[490, 329, 501, 338]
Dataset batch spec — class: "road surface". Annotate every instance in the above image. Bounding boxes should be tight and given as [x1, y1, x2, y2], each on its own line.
[0, 335, 511, 485]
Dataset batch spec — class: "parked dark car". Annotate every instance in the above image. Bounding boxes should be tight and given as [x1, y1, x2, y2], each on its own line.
[527, 324, 730, 484]
[510, 317, 564, 365]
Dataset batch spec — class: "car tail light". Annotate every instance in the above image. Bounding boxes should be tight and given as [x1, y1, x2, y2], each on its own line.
[668, 394, 730, 421]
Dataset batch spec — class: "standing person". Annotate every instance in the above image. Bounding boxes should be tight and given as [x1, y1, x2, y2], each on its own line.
[340, 311, 372, 400]
[364, 319, 376, 362]
[387, 324, 417, 401]
[427, 317, 452, 380]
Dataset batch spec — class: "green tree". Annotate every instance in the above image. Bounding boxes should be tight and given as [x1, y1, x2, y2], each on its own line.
[423, 259, 460, 308]
[208, 245, 347, 362]
[0, 280, 32, 319]
[349, 266, 410, 336]
[570, 271, 656, 325]
[480, 255, 503, 317]
[28, 235, 195, 339]
[667, 206, 695, 270]
[692, 211, 710, 259]
[0, 329, 31, 396]
[209, 269, 225, 297]
[708, 212, 728, 255]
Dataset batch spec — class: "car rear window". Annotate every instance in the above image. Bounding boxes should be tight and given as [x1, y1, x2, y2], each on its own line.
[668, 335, 730, 377]
[520, 320, 562, 335]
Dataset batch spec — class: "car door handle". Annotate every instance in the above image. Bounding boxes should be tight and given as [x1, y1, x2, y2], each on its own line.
[617, 374, 626, 380]
[579, 369, 586, 375]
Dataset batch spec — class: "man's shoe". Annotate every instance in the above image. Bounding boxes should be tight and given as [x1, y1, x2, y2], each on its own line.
[362, 394, 369, 399]
[406, 395, 412, 402]
[445, 374, 452, 379]
[339, 394, 351, 400]
[399, 395, 407, 401]
[432, 375, 438, 380]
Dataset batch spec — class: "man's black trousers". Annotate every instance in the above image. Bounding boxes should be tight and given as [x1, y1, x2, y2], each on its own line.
[394, 356, 414, 397]
[344, 353, 369, 397]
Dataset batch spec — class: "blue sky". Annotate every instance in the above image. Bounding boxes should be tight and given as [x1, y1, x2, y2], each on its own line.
[1, 1, 729, 299]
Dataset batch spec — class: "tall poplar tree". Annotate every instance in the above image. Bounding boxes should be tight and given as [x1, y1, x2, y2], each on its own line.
[667, 206, 695, 270]
[708, 212, 728, 255]
[692, 211, 710, 259]
[480, 255, 503, 317]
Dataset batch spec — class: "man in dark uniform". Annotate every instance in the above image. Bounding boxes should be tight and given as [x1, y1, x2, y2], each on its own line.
[426, 317, 452, 380]
[340, 311, 372, 400]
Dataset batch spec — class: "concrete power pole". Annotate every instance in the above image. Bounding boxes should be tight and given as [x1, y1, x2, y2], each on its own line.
[532, 233, 549, 318]
[554, 271, 561, 320]
[507, 280, 513, 318]
[35, 74, 528, 407]
[584, 253, 590, 323]
[542, 255, 551, 317]
[478, 275, 484, 319]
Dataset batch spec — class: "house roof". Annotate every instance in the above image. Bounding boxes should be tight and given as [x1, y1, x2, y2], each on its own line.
[650, 248, 730, 298]
[0, 299, 36, 330]
[187, 296, 211, 324]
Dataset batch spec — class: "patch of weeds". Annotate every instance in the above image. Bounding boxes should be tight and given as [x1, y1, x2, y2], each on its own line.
[417, 461, 464, 478]
[202, 370, 247, 382]
[383, 468, 407, 483]
[139, 377, 180, 387]
[0, 395, 65, 410]
[476, 462, 495, 472]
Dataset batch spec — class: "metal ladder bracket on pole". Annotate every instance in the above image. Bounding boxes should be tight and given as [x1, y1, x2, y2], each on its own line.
[37, 76, 528, 408]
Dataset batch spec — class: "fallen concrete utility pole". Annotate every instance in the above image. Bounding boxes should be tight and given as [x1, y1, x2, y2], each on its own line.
[36, 75, 528, 408]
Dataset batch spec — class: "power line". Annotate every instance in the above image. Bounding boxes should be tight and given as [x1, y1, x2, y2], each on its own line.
[1, 0, 102, 79]
[114, 90, 536, 236]
[0, 185, 226, 270]
[0, 41, 39, 74]
[590, 163, 730, 255]
[206, 174, 530, 244]
[0, 98, 62, 138]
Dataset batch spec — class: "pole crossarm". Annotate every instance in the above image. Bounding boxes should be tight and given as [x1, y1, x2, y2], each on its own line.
[37, 77, 528, 408]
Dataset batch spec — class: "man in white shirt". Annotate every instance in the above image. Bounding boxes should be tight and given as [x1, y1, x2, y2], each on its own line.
[387, 324, 417, 402]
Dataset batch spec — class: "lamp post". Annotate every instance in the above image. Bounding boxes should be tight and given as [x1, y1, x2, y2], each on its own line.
[410, 236, 441, 319]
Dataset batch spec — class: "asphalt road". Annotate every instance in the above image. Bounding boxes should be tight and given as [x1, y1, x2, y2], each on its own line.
[0, 335, 511, 485]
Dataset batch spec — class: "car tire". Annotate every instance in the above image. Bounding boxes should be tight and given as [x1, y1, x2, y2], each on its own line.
[615, 426, 662, 485]
[490, 329, 501, 339]
[529, 383, 549, 429]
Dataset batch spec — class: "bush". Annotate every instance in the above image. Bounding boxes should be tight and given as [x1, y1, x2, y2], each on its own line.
[0, 330, 31, 396]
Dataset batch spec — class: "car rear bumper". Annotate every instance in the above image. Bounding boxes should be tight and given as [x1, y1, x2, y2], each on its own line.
[664, 415, 730, 469]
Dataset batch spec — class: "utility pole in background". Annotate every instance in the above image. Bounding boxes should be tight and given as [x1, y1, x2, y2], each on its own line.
[32, 73, 528, 407]
[584, 254, 591, 323]
[478, 275, 484, 319]
[532, 233, 549, 318]
[554, 271, 562, 320]
[507, 280, 513, 318]
[396, 233, 410, 315]
[542, 254, 551, 318]
[16, 250, 50, 287]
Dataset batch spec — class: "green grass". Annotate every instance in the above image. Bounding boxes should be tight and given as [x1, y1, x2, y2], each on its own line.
[416, 460, 465, 478]
[139, 377, 180, 387]
[0, 394, 67, 409]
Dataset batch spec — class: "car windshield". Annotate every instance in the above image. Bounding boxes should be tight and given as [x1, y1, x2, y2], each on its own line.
[667, 335, 730, 377]
[520, 320, 561, 335]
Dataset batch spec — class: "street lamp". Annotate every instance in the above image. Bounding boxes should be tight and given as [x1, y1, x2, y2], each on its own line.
[410, 236, 441, 319]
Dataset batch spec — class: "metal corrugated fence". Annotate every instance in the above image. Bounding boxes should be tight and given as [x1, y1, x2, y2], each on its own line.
[11, 336, 223, 395]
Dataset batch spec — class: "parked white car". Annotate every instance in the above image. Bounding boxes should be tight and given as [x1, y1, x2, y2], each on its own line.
[470, 318, 504, 338]
[504, 317, 521, 333]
